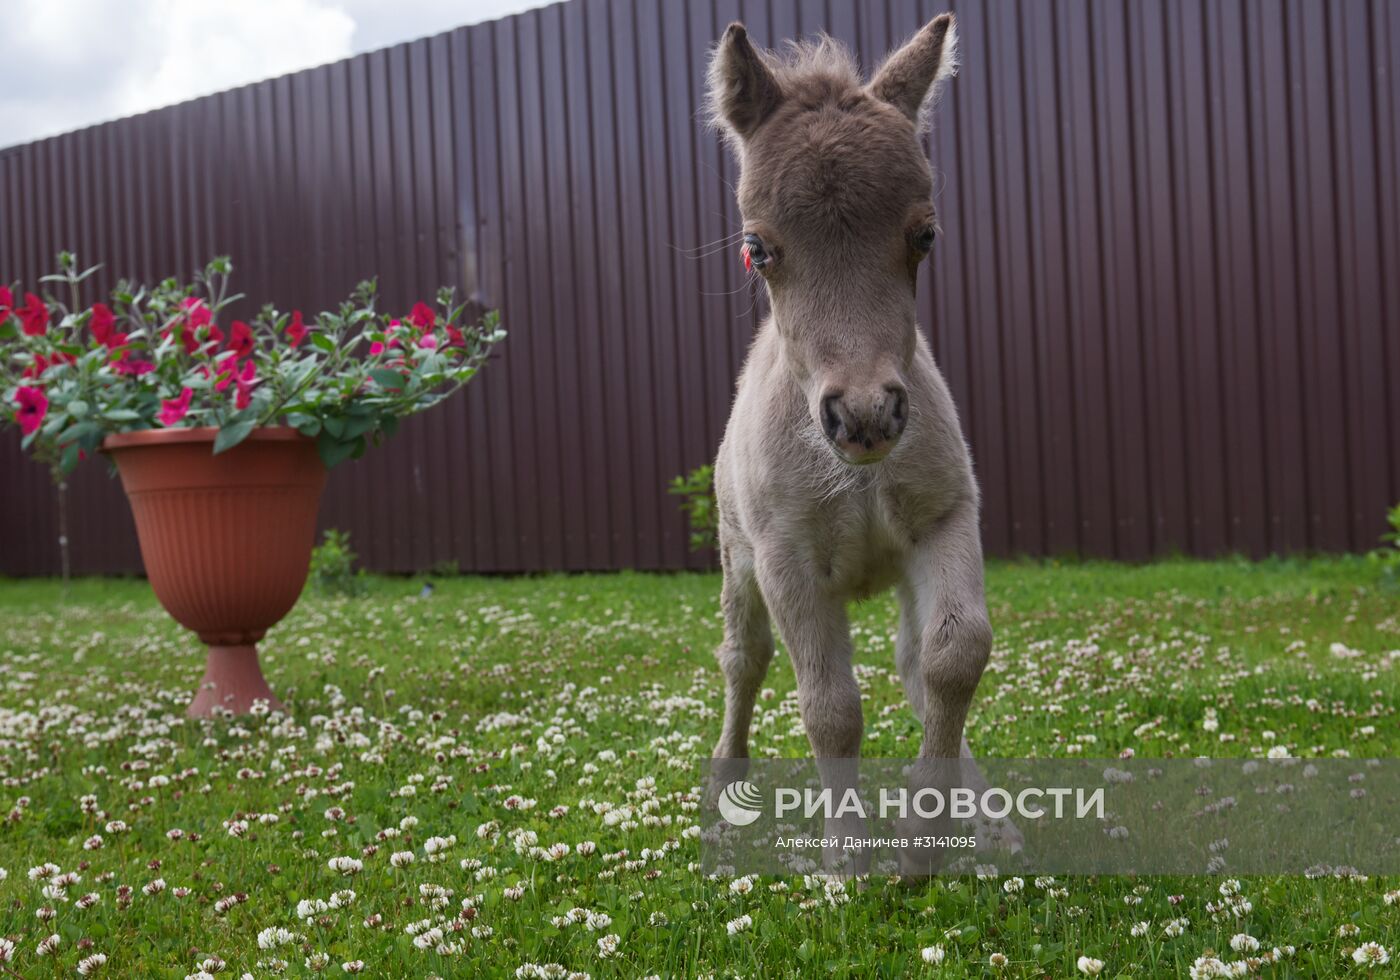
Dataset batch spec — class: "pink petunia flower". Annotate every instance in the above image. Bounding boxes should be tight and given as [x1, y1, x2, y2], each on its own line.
[0, 285, 13, 325]
[285, 310, 307, 346]
[158, 388, 194, 427]
[89, 303, 119, 346]
[408, 302, 436, 330]
[227, 320, 255, 360]
[18, 293, 49, 336]
[15, 386, 48, 435]
[111, 351, 154, 376]
[234, 359, 257, 410]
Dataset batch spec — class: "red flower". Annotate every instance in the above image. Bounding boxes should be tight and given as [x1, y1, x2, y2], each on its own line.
[89, 303, 126, 348]
[418, 333, 438, 350]
[285, 311, 307, 347]
[408, 302, 436, 330]
[0, 285, 12, 326]
[227, 320, 255, 359]
[158, 387, 194, 427]
[180, 297, 212, 329]
[111, 352, 154, 376]
[169, 298, 217, 354]
[15, 386, 47, 435]
[213, 352, 238, 392]
[22, 352, 76, 379]
[234, 359, 257, 410]
[444, 325, 464, 347]
[18, 293, 49, 336]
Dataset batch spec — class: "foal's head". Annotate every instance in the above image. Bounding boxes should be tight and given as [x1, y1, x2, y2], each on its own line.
[709, 16, 957, 465]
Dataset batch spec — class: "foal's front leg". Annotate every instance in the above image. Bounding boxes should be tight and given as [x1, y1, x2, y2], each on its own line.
[896, 500, 1003, 869]
[756, 557, 868, 874]
[905, 500, 993, 760]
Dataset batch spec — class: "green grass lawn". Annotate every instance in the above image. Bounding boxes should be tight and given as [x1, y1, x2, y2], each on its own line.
[0, 557, 1396, 977]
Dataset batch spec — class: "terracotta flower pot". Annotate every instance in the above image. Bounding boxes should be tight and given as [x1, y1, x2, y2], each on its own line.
[103, 426, 327, 717]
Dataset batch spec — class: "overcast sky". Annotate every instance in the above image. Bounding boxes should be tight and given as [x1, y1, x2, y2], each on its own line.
[2, 0, 549, 149]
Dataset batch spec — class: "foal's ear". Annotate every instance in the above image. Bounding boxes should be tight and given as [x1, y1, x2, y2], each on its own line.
[869, 13, 959, 127]
[708, 23, 783, 141]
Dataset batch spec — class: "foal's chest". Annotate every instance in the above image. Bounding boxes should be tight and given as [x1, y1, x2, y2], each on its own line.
[820, 485, 915, 599]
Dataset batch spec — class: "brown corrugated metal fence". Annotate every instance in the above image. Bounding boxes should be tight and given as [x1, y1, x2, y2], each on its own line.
[2, 0, 1397, 574]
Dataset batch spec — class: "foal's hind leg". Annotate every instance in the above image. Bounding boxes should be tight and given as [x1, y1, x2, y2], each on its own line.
[713, 538, 774, 763]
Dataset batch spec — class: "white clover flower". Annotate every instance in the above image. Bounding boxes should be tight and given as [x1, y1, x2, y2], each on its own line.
[729, 876, 754, 895]
[921, 945, 945, 964]
[342, 962, 365, 974]
[197, 956, 225, 972]
[1130, 921, 1150, 937]
[1352, 943, 1390, 966]
[988, 952, 1008, 969]
[143, 878, 167, 896]
[327, 856, 363, 876]
[390, 851, 415, 868]
[585, 911, 612, 931]
[726, 914, 752, 936]
[1230, 933, 1260, 953]
[596, 934, 620, 958]
[28, 863, 59, 881]
[83, 835, 104, 850]
[1338, 924, 1361, 938]
[257, 927, 300, 949]
[1076, 956, 1104, 976]
[1189, 956, 1227, 979]
[1003, 877, 1024, 894]
[0, 938, 12, 963]
[77, 952, 108, 976]
[36, 934, 61, 957]
[104, 820, 129, 834]
[305, 952, 330, 970]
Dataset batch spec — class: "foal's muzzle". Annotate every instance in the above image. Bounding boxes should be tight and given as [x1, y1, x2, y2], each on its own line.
[820, 384, 908, 464]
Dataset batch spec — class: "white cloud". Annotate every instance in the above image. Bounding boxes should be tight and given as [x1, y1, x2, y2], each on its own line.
[1, 0, 547, 148]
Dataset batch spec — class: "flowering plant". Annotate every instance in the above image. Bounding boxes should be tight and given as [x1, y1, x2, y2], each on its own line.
[1, 253, 504, 472]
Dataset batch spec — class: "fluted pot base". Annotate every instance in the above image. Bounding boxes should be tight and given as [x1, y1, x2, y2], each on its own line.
[102, 426, 326, 718]
[189, 645, 283, 717]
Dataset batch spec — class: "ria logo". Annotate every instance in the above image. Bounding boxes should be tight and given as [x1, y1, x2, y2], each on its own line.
[717, 780, 764, 826]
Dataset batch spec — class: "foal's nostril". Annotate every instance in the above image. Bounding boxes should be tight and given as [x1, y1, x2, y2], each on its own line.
[821, 392, 845, 442]
[887, 385, 909, 437]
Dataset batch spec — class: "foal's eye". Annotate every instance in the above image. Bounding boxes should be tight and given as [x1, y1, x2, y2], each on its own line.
[913, 225, 937, 254]
[742, 233, 769, 271]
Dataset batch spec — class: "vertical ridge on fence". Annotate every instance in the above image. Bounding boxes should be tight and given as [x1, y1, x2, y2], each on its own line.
[2, 0, 1397, 574]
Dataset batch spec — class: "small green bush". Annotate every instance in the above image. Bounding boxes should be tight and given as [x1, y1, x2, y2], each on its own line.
[308, 528, 365, 596]
[668, 463, 717, 552]
[1369, 501, 1400, 591]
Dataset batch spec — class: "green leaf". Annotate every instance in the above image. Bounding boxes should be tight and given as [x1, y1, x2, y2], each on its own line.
[58, 421, 100, 444]
[60, 442, 81, 474]
[68, 399, 90, 418]
[213, 418, 257, 454]
[103, 409, 142, 421]
[342, 415, 377, 440]
[310, 332, 337, 353]
[318, 433, 359, 468]
[323, 417, 346, 439]
[370, 367, 405, 390]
